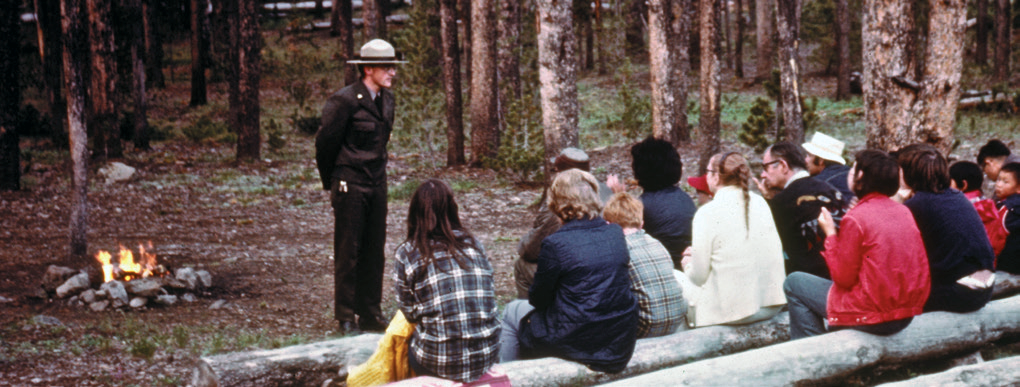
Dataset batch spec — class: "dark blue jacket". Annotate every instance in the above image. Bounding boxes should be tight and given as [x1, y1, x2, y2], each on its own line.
[520, 217, 638, 373]
[640, 186, 697, 265]
[998, 194, 1020, 274]
[815, 164, 855, 204]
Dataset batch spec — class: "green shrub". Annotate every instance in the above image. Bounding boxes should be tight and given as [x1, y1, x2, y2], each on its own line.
[182, 115, 230, 143]
[607, 60, 651, 140]
[739, 98, 775, 153]
[129, 336, 158, 359]
[265, 119, 287, 153]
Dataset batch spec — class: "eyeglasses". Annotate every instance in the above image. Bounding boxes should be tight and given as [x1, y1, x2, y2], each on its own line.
[763, 160, 783, 170]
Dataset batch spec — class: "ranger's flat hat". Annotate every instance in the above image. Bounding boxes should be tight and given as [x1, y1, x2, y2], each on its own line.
[348, 39, 407, 65]
[802, 132, 846, 165]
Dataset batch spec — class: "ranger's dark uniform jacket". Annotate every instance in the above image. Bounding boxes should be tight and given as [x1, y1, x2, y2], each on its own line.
[315, 81, 395, 188]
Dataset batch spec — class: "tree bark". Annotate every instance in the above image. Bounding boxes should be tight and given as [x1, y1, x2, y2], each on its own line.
[993, 0, 1010, 82]
[63, 0, 91, 260]
[469, 0, 497, 166]
[595, 0, 606, 75]
[34, 0, 67, 145]
[460, 0, 471, 96]
[88, 0, 121, 160]
[698, 0, 721, 175]
[879, 356, 1020, 387]
[671, 0, 692, 143]
[863, 0, 916, 152]
[625, 0, 647, 57]
[833, 0, 851, 100]
[233, 0, 261, 160]
[907, 0, 966, 154]
[538, 0, 580, 178]
[314, 0, 324, 18]
[0, 0, 21, 191]
[440, 0, 465, 166]
[363, 0, 384, 39]
[582, 1, 594, 71]
[330, 0, 356, 85]
[755, 0, 774, 81]
[649, 0, 681, 145]
[975, 0, 988, 65]
[497, 0, 521, 134]
[775, 0, 803, 144]
[722, 0, 730, 68]
[125, 0, 149, 150]
[190, 0, 207, 106]
[143, 0, 165, 88]
[734, 0, 744, 78]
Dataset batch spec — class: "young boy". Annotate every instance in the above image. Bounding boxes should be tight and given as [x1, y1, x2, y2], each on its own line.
[603, 192, 687, 338]
[950, 161, 1006, 255]
[996, 162, 1020, 274]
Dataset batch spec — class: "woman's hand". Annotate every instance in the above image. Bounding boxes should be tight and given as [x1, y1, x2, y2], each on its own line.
[818, 207, 837, 237]
[680, 246, 693, 271]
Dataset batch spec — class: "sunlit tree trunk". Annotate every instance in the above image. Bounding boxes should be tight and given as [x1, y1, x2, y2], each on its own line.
[755, 0, 774, 81]
[834, 0, 851, 100]
[330, 0, 356, 85]
[440, 0, 465, 166]
[88, 0, 121, 159]
[460, 0, 471, 96]
[469, 0, 497, 166]
[0, 0, 21, 190]
[232, 0, 260, 160]
[775, 0, 803, 143]
[62, 0, 91, 260]
[649, 0, 682, 145]
[595, 0, 606, 74]
[537, 0, 579, 177]
[363, 0, 383, 39]
[190, 0, 207, 106]
[993, 0, 1011, 82]
[498, 0, 521, 132]
[698, 0, 721, 174]
[907, 0, 966, 154]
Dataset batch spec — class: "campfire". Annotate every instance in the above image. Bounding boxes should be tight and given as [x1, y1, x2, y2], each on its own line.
[41, 243, 214, 311]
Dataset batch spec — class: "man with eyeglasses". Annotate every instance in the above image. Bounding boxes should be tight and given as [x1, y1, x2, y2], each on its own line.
[315, 39, 405, 335]
[754, 142, 846, 280]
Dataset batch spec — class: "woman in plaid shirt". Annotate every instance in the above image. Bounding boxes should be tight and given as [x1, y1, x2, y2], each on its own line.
[395, 179, 501, 382]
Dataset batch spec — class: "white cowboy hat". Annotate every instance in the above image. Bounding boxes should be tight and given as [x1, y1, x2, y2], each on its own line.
[347, 39, 407, 65]
[802, 132, 846, 165]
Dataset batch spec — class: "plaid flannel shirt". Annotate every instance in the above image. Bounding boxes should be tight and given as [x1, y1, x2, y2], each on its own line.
[626, 230, 687, 337]
[394, 236, 501, 382]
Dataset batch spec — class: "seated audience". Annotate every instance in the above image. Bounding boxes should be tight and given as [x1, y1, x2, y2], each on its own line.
[603, 192, 687, 337]
[803, 132, 855, 203]
[677, 152, 786, 328]
[514, 147, 611, 299]
[784, 150, 930, 339]
[996, 162, 1020, 274]
[629, 137, 698, 268]
[897, 145, 994, 313]
[394, 179, 500, 382]
[499, 169, 638, 373]
[950, 160, 1007, 256]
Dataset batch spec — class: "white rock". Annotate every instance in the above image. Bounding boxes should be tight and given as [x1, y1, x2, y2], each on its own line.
[98, 162, 136, 184]
[130, 297, 147, 309]
[195, 270, 213, 288]
[0, 295, 13, 303]
[154, 295, 178, 305]
[181, 293, 197, 303]
[209, 299, 228, 309]
[56, 272, 90, 298]
[124, 277, 164, 297]
[80, 289, 96, 304]
[89, 300, 109, 312]
[100, 281, 129, 306]
[42, 265, 77, 292]
[175, 267, 200, 290]
[95, 289, 108, 298]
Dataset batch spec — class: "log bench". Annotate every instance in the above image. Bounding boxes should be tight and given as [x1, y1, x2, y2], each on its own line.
[876, 355, 1020, 387]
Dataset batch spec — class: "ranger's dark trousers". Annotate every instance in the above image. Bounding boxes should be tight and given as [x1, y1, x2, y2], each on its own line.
[331, 178, 387, 323]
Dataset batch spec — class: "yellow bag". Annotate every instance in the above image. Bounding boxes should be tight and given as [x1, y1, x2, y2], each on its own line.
[347, 311, 418, 387]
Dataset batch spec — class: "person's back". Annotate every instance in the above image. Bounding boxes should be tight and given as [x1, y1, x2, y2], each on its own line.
[640, 186, 697, 265]
[996, 163, 1020, 274]
[951, 160, 1007, 256]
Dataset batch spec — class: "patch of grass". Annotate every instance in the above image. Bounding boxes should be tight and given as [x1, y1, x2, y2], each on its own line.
[450, 178, 478, 192]
[389, 178, 421, 202]
[128, 336, 158, 359]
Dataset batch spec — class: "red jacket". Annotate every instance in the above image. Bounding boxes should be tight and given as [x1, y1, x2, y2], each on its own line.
[822, 194, 930, 327]
[964, 190, 1007, 257]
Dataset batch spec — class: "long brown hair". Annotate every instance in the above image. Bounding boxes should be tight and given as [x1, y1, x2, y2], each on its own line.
[715, 151, 752, 234]
[405, 179, 477, 269]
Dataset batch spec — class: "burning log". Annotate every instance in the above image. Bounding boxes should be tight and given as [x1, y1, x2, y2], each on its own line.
[876, 355, 1020, 387]
[601, 295, 1020, 386]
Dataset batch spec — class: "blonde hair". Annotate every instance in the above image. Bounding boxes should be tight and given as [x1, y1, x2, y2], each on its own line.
[549, 169, 603, 222]
[603, 192, 644, 229]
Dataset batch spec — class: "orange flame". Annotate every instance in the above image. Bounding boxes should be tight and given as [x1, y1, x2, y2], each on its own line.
[95, 251, 114, 283]
[94, 242, 159, 282]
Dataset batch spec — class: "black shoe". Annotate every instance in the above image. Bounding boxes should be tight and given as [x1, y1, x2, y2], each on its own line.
[337, 320, 360, 336]
[358, 315, 387, 332]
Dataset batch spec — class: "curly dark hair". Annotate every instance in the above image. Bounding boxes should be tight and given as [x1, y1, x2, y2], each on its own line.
[631, 136, 683, 192]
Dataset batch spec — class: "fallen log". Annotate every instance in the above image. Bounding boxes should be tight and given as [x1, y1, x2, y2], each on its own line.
[876, 355, 1020, 387]
[189, 334, 381, 387]
[958, 93, 1014, 110]
[502, 313, 790, 386]
[993, 273, 1020, 299]
[292, 15, 410, 31]
[601, 295, 1020, 386]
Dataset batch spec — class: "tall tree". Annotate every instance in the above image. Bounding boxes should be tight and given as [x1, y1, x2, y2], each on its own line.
[0, 0, 21, 190]
[648, 0, 683, 145]
[993, 0, 1011, 82]
[755, 0, 775, 81]
[594, 0, 606, 74]
[625, 0, 647, 57]
[469, 0, 497, 166]
[698, 0, 721, 173]
[125, 0, 149, 150]
[460, 0, 472, 95]
[734, 0, 745, 78]
[671, 0, 693, 143]
[775, 0, 803, 143]
[62, 0, 91, 260]
[537, 0, 579, 176]
[722, 0, 730, 68]
[497, 0, 521, 129]
[231, 0, 261, 160]
[975, 0, 988, 64]
[143, 0, 165, 88]
[863, 0, 966, 153]
[190, 0, 207, 106]
[363, 0, 384, 39]
[330, 0, 356, 85]
[88, 0, 121, 159]
[440, 0, 465, 166]
[574, 0, 594, 70]
[833, 0, 851, 100]
[34, 0, 67, 144]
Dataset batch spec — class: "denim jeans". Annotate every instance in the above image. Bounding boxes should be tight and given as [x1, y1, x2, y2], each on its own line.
[785, 272, 915, 339]
[498, 299, 535, 362]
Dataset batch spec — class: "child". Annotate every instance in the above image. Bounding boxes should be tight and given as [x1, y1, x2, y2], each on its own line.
[603, 192, 687, 338]
[950, 161, 1007, 256]
[996, 163, 1020, 274]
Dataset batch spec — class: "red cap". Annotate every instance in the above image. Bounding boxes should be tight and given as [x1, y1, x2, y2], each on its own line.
[687, 175, 711, 194]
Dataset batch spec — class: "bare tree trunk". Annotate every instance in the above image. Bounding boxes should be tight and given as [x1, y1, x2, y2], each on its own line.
[625, 0, 646, 57]
[440, 0, 465, 166]
[190, 0, 207, 106]
[363, 0, 383, 39]
[755, 0, 774, 81]
[330, 0, 356, 85]
[0, 0, 21, 190]
[775, 0, 803, 143]
[698, 0, 721, 175]
[583, 3, 594, 71]
[907, 0, 966, 154]
[460, 0, 471, 96]
[233, 0, 260, 160]
[863, 0, 916, 152]
[469, 0, 498, 166]
[993, 0, 1011, 82]
[34, 0, 67, 145]
[537, 0, 579, 178]
[734, 0, 744, 78]
[144, 0, 165, 88]
[671, 0, 692, 143]
[498, 0, 521, 132]
[62, 0, 91, 260]
[975, 0, 988, 64]
[649, 0, 680, 145]
[722, 0, 730, 69]
[834, 0, 851, 100]
[125, 0, 149, 150]
[88, 0, 121, 159]
[314, 0, 324, 18]
[595, 0, 606, 75]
